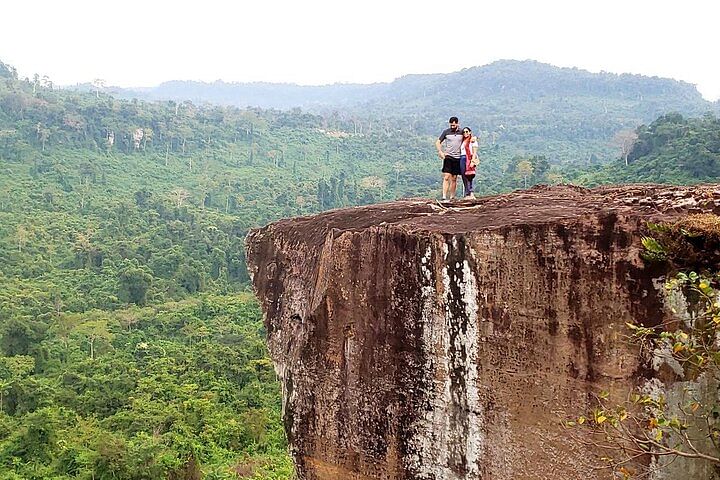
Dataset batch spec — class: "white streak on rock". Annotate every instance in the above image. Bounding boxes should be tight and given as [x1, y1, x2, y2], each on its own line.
[460, 258, 484, 476]
[407, 239, 485, 480]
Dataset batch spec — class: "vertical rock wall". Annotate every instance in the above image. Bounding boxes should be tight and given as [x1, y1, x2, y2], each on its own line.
[246, 185, 720, 480]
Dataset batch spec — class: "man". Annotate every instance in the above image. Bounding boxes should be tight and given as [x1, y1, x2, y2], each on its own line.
[435, 116, 463, 200]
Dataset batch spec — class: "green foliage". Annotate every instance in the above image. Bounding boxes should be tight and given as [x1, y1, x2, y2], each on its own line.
[118, 262, 154, 306]
[0, 294, 291, 479]
[0, 70, 299, 476]
[571, 113, 720, 186]
[640, 236, 667, 262]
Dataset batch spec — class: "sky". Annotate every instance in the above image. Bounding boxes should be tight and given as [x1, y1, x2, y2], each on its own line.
[1, 0, 719, 100]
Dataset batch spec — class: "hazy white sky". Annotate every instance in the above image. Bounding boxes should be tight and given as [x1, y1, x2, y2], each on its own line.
[2, 0, 719, 100]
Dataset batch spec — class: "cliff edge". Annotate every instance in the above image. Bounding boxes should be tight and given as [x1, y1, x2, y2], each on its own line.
[246, 184, 720, 480]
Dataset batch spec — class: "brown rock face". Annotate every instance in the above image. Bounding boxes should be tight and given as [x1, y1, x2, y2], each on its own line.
[246, 185, 720, 480]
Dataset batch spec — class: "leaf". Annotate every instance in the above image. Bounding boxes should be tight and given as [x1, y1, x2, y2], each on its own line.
[669, 417, 684, 430]
[578, 416, 586, 425]
[596, 415, 607, 424]
[655, 429, 663, 442]
[641, 236, 665, 254]
[699, 281, 714, 296]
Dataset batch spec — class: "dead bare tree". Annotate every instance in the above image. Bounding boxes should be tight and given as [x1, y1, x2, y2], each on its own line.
[614, 129, 639, 166]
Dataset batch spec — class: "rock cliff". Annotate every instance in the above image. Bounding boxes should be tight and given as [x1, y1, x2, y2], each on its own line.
[246, 184, 720, 480]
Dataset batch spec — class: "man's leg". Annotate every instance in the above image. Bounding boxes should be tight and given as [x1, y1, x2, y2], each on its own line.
[442, 173, 452, 200]
[451, 156, 461, 198]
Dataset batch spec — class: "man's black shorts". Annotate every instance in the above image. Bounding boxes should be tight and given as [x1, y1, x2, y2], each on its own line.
[441, 156, 461, 175]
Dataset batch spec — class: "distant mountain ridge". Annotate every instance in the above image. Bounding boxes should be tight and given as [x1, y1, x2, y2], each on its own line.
[100, 60, 710, 111]
[52, 58, 720, 164]
[83, 60, 716, 151]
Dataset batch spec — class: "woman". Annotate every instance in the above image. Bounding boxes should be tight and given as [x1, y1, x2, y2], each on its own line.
[460, 128, 479, 198]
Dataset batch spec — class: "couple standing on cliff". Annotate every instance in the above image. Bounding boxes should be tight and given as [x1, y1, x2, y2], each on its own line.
[435, 116, 479, 201]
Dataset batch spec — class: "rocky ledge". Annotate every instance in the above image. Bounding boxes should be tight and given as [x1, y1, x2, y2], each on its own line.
[245, 184, 720, 480]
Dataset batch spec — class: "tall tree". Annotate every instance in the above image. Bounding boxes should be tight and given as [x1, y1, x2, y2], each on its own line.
[613, 129, 639, 166]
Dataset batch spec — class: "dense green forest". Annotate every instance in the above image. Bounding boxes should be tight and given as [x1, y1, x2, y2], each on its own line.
[98, 60, 719, 160]
[0, 294, 291, 479]
[0, 61, 316, 479]
[1, 54, 720, 478]
[571, 112, 720, 185]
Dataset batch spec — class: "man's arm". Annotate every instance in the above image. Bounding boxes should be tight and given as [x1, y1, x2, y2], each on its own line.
[435, 138, 445, 159]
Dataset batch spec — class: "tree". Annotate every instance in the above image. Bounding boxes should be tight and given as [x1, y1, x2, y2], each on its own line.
[36, 122, 50, 151]
[316, 178, 328, 210]
[118, 262, 153, 305]
[0, 317, 46, 356]
[116, 308, 142, 331]
[0, 355, 35, 412]
[77, 181, 91, 210]
[614, 129, 639, 166]
[0, 128, 20, 161]
[92, 78, 106, 98]
[360, 176, 387, 201]
[143, 127, 154, 150]
[0, 60, 18, 79]
[72, 317, 114, 360]
[15, 225, 29, 253]
[132, 128, 144, 150]
[393, 162, 403, 197]
[516, 159, 533, 188]
[52, 312, 82, 362]
[169, 187, 190, 208]
[73, 230, 99, 268]
[177, 263, 204, 294]
[267, 149, 281, 168]
[530, 155, 549, 183]
[106, 129, 115, 153]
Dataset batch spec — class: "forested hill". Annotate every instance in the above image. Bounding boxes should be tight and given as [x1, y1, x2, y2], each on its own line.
[572, 112, 720, 185]
[103, 60, 711, 116]
[81, 60, 717, 156]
